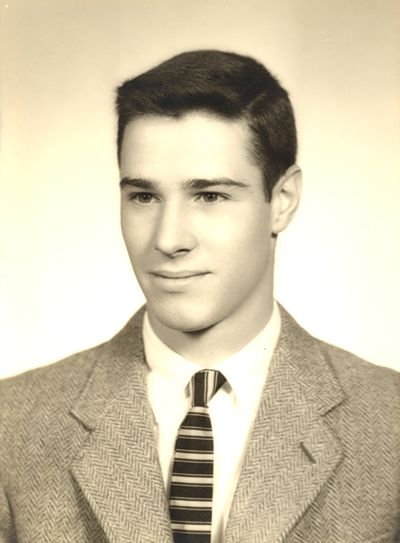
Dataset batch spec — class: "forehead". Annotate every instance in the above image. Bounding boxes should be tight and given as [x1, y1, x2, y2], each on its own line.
[119, 112, 262, 184]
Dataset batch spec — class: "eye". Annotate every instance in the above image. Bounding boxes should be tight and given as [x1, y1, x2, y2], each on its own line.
[129, 192, 155, 204]
[197, 192, 228, 203]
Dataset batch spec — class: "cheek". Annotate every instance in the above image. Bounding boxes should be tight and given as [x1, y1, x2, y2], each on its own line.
[121, 213, 152, 259]
[207, 208, 269, 256]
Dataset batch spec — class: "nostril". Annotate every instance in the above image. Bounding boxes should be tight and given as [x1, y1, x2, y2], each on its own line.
[154, 245, 191, 257]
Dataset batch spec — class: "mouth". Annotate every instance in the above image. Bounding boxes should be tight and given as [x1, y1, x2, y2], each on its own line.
[150, 270, 209, 279]
[149, 270, 210, 291]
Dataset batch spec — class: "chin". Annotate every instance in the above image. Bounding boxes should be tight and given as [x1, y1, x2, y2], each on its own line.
[148, 298, 218, 333]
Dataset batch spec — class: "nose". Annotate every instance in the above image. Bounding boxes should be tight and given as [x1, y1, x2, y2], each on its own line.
[153, 200, 197, 257]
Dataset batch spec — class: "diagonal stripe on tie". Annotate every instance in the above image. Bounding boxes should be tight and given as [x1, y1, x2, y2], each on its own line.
[169, 369, 226, 543]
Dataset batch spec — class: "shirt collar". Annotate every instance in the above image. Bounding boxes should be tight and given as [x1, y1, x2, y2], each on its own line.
[143, 302, 281, 405]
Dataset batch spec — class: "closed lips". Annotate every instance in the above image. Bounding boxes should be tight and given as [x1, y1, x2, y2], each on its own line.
[151, 271, 209, 278]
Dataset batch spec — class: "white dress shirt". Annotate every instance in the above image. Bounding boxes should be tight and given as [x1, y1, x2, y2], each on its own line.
[143, 303, 281, 543]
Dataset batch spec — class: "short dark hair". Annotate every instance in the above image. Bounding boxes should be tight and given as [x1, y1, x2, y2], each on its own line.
[116, 50, 297, 200]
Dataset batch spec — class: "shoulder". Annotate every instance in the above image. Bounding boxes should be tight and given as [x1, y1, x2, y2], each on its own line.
[0, 345, 97, 417]
[0, 344, 103, 495]
[317, 337, 400, 400]
[0, 309, 146, 502]
[280, 304, 400, 388]
[279, 304, 400, 415]
[316, 340, 400, 439]
[0, 308, 146, 440]
[296, 315, 400, 432]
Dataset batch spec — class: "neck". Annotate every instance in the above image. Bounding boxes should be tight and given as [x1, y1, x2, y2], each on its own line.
[148, 294, 275, 367]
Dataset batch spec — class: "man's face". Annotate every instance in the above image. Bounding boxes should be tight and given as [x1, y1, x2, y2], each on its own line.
[120, 112, 277, 334]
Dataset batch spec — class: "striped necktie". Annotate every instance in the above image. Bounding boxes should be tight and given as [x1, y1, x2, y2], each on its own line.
[169, 369, 226, 543]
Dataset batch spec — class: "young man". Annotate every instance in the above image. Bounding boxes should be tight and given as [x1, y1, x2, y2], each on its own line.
[1, 51, 399, 543]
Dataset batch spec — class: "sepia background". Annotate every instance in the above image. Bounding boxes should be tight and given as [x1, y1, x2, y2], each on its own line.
[1, 0, 399, 378]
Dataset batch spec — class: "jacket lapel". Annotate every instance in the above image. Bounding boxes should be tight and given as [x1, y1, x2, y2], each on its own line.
[69, 309, 173, 543]
[224, 307, 345, 543]
[67, 305, 345, 542]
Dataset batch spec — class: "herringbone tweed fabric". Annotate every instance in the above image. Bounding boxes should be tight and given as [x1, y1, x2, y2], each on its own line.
[0, 305, 399, 542]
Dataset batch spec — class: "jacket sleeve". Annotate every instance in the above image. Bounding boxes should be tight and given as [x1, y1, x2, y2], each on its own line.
[0, 480, 16, 542]
[0, 379, 17, 543]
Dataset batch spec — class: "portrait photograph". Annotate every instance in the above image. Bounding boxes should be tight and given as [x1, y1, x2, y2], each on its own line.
[1, 1, 399, 542]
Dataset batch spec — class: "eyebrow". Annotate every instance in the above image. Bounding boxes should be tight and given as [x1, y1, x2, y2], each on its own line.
[119, 177, 250, 191]
[188, 178, 250, 190]
[120, 177, 155, 190]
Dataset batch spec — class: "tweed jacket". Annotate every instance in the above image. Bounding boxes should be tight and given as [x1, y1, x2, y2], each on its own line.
[1, 306, 399, 543]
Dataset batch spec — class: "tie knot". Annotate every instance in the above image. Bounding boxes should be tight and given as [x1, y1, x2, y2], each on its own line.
[190, 369, 226, 407]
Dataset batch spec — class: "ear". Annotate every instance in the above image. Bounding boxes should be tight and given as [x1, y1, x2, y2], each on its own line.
[270, 165, 302, 235]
